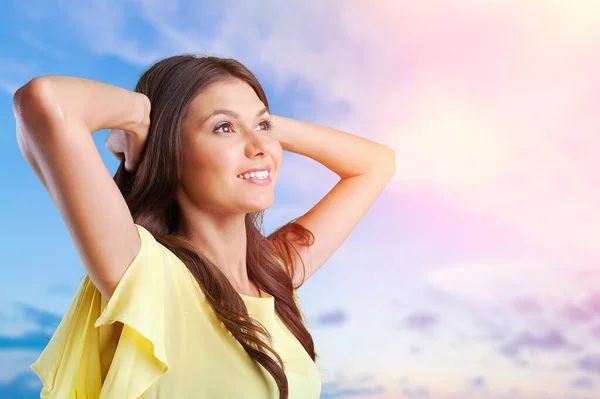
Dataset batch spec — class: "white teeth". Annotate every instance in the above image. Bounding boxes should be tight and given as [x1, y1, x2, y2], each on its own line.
[238, 170, 270, 179]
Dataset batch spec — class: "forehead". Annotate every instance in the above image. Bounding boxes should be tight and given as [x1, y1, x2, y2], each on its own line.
[190, 78, 263, 117]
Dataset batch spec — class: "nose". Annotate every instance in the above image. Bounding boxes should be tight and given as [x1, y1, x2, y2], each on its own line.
[244, 129, 271, 159]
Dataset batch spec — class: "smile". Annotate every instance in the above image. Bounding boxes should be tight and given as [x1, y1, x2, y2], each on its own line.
[237, 170, 272, 186]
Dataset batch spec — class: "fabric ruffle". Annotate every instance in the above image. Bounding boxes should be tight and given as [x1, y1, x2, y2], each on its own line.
[31, 224, 169, 398]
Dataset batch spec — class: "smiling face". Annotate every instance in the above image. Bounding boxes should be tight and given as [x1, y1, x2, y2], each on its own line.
[178, 78, 282, 215]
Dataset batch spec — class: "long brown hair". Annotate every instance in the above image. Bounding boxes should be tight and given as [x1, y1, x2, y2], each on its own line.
[112, 54, 317, 399]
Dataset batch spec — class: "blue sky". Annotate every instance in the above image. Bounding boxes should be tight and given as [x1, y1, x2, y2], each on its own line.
[2, 1, 600, 398]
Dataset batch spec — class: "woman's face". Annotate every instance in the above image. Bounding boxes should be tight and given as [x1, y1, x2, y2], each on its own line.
[178, 78, 282, 215]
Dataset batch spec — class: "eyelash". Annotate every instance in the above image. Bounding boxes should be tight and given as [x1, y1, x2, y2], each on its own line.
[213, 119, 273, 134]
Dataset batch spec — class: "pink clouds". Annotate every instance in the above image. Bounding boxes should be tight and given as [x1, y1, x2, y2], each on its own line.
[562, 291, 600, 322]
[372, 2, 600, 261]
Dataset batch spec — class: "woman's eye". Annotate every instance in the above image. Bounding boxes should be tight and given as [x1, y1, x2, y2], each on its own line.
[257, 120, 272, 131]
[214, 123, 234, 134]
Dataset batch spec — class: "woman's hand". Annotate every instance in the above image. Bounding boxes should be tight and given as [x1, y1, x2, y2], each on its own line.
[105, 93, 151, 173]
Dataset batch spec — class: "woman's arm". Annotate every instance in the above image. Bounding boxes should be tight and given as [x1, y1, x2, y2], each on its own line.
[269, 114, 395, 289]
[13, 76, 150, 301]
[17, 75, 150, 135]
[272, 114, 395, 179]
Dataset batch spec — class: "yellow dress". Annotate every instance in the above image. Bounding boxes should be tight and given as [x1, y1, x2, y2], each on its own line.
[30, 224, 322, 398]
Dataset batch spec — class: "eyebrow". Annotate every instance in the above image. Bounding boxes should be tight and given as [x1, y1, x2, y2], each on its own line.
[200, 107, 270, 126]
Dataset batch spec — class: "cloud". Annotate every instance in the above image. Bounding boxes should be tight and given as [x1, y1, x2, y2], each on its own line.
[0, 351, 41, 383]
[499, 328, 575, 358]
[315, 309, 349, 327]
[470, 375, 485, 388]
[0, 371, 41, 399]
[0, 330, 51, 352]
[569, 376, 594, 390]
[16, 304, 61, 331]
[353, 374, 377, 384]
[561, 291, 600, 323]
[563, 303, 596, 323]
[18, 31, 68, 60]
[586, 292, 600, 314]
[381, 2, 600, 262]
[321, 380, 386, 398]
[500, 388, 520, 399]
[578, 355, 600, 374]
[512, 297, 543, 315]
[0, 80, 19, 96]
[423, 262, 600, 309]
[402, 387, 429, 397]
[403, 311, 439, 331]
[0, 303, 60, 351]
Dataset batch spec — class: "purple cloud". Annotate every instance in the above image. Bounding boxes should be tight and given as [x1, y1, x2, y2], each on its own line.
[500, 328, 571, 358]
[578, 355, 600, 373]
[471, 313, 512, 342]
[569, 376, 594, 390]
[585, 291, 600, 314]
[403, 311, 439, 331]
[563, 303, 595, 323]
[562, 291, 600, 323]
[512, 297, 542, 314]
[316, 309, 348, 326]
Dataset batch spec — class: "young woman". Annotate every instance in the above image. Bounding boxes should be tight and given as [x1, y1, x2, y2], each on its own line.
[13, 54, 396, 399]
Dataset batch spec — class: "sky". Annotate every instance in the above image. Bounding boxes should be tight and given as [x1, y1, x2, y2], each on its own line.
[1, 0, 600, 398]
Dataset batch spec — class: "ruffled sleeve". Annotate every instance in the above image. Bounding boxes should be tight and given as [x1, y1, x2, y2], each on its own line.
[31, 224, 170, 398]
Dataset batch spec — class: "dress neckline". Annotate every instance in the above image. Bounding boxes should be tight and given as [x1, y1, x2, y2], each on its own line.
[239, 288, 274, 301]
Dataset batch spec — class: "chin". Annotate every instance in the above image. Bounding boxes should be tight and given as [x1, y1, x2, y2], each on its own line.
[248, 198, 275, 213]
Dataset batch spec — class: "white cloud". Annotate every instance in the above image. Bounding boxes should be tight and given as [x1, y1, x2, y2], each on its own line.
[0, 351, 38, 382]
[423, 261, 600, 306]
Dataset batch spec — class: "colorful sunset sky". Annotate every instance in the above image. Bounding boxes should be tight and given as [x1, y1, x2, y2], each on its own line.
[1, 1, 600, 398]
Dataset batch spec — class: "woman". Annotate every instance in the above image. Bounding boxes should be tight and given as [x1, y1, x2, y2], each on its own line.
[13, 54, 396, 399]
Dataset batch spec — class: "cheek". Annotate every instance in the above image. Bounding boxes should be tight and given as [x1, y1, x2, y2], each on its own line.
[181, 149, 214, 187]
[192, 151, 239, 189]
[185, 145, 226, 172]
